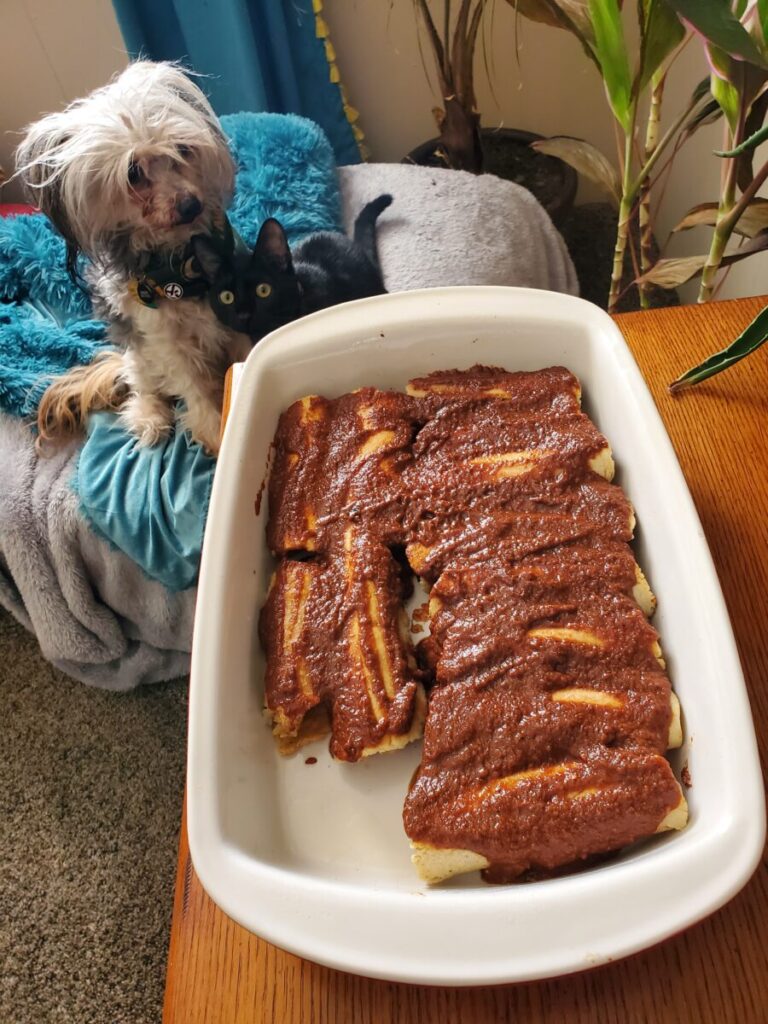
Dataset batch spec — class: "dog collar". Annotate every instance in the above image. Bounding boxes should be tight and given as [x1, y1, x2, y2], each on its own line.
[130, 211, 238, 308]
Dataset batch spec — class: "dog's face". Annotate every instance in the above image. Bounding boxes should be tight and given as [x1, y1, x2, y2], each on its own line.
[122, 145, 209, 239]
[15, 61, 235, 260]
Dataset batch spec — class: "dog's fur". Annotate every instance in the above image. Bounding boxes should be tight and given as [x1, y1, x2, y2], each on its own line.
[16, 61, 252, 453]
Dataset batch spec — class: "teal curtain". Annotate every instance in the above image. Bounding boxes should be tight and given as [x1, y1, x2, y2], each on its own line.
[111, 0, 361, 166]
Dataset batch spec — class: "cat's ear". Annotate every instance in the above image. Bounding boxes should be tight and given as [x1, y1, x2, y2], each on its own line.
[255, 219, 292, 271]
[191, 235, 223, 281]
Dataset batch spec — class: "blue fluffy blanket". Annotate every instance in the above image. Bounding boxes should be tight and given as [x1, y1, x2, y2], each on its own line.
[0, 112, 341, 590]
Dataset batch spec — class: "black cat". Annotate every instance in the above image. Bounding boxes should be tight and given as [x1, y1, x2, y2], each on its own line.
[193, 194, 392, 340]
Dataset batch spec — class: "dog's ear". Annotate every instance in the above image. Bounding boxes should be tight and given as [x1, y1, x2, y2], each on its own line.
[40, 177, 80, 263]
[191, 235, 224, 281]
[37, 175, 83, 284]
[254, 219, 292, 271]
[16, 125, 83, 282]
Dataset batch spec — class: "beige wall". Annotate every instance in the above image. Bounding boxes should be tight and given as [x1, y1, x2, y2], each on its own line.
[325, 1, 615, 182]
[2, 0, 765, 301]
[0, 0, 127, 201]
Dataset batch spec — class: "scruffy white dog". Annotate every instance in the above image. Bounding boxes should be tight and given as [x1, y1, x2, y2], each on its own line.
[16, 61, 251, 453]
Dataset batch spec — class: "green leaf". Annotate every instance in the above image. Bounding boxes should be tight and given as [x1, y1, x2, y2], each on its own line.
[588, 0, 633, 130]
[759, 0, 768, 45]
[709, 45, 741, 132]
[724, 87, 768, 189]
[715, 118, 768, 156]
[530, 136, 620, 203]
[639, 0, 686, 92]
[670, 303, 768, 390]
[665, 0, 768, 68]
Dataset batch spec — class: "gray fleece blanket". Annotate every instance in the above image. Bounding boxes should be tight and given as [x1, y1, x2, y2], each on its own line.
[0, 413, 194, 690]
[0, 165, 577, 690]
[339, 163, 579, 294]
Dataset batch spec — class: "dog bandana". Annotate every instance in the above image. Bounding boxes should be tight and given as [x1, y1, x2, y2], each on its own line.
[130, 211, 242, 308]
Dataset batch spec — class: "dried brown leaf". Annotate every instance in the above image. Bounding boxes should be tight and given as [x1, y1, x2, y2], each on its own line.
[530, 136, 620, 203]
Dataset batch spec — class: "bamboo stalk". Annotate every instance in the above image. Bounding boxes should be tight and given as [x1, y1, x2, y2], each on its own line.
[698, 177, 736, 302]
[698, 119, 740, 303]
[630, 89, 708, 194]
[639, 73, 666, 309]
[605, 88, 704, 313]
[608, 107, 639, 314]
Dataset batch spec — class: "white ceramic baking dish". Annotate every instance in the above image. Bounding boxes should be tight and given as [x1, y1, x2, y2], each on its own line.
[188, 287, 765, 985]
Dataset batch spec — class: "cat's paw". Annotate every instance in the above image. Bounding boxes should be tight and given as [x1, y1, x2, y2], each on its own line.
[121, 394, 174, 447]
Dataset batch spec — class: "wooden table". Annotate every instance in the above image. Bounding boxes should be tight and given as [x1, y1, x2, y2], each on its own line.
[164, 296, 768, 1023]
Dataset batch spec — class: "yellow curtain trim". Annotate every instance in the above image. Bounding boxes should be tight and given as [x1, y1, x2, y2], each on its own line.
[312, 0, 368, 160]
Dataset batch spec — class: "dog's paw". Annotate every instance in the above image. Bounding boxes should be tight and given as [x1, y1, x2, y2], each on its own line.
[135, 417, 173, 447]
[179, 403, 221, 456]
[121, 396, 174, 447]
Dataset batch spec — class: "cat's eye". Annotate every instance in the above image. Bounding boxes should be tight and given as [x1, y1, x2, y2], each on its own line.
[127, 161, 144, 186]
[255, 283, 272, 298]
[219, 290, 235, 305]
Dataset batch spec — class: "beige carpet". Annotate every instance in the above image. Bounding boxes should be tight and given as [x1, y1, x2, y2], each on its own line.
[0, 608, 188, 1024]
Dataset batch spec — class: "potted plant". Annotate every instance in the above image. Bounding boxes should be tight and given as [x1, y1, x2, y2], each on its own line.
[404, 0, 578, 223]
[641, 1, 768, 305]
[513, 1, 768, 320]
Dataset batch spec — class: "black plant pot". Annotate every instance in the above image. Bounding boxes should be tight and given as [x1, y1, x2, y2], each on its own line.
[405, 127, 578, 224]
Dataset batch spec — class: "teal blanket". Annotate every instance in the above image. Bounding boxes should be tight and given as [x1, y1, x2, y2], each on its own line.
[0, 112, 341, 590]
[77, 412, 216, 591]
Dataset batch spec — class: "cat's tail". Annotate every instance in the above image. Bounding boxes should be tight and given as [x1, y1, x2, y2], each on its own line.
[353, 193, 393, 267]
[35, 349, 128, 452]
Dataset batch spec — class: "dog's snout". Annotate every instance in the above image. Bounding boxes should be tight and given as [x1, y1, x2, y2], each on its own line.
[176, 194, 203, 224]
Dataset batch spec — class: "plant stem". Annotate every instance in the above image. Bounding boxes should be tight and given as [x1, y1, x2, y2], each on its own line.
[444, 0, 451, 72]
[608, 106, 639, 314]
[609, 89, 706, 313]
[695, 154, 768, 302]
[697, 176, 737, 303]
[698, 119, 741, 303]
[639, 73, 666, 309]
[631, 91, 707, 194]
[414, 0, 448, 94]
[721, 156, 768, 234]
